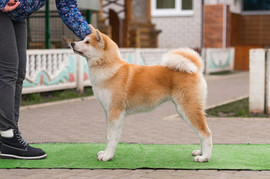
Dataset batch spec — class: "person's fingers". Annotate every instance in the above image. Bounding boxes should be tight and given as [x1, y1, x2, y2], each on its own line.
[1, 6, 11, 12]
[1, 2, 20, 12]
[11, 2, 20, 9]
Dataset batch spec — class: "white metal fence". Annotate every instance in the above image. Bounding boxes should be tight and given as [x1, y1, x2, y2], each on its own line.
[23, 49, 88, 94]
[22, 48, 171, 94]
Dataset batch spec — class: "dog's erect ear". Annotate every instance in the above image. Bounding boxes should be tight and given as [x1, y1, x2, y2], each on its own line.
[89, 24, 96, 33]
[96, 30, 102, 42]
[96, 30, 105, 49]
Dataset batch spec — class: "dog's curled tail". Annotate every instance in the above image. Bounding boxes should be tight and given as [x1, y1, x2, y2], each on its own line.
[161, 48, 203, 74]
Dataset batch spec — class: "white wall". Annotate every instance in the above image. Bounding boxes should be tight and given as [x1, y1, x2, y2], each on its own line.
[152, 2, 202, 48]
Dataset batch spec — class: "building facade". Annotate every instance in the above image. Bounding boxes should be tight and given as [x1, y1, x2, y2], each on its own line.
[151, 0, 202, 48]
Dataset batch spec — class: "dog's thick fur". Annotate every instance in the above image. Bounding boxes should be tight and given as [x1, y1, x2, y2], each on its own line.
[71, 25, 212, 162]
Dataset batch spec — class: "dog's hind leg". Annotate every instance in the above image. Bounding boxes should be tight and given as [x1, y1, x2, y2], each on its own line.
[173, 97, 212, 162]
[97, 108, 125, 161]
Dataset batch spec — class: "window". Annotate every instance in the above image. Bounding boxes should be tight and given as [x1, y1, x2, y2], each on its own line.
[151, 0, 193, 16]
[243, 0, 270, 11]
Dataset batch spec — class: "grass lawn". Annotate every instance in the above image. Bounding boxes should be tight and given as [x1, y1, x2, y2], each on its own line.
[206, 98, 268, 117]
[1, 143, 270, 170]
[21, 87, 93, 106]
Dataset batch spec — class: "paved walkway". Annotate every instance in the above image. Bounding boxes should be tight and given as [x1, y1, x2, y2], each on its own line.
[3, 72, 270, 178]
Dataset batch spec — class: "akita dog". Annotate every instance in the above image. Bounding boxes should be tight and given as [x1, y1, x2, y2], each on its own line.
[71, 25, 212, 162]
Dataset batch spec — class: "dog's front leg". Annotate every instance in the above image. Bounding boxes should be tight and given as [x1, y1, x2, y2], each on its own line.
[97, 110, 124, 161]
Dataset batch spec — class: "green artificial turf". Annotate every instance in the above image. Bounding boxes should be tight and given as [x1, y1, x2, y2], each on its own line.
[0, 143, 269, 170]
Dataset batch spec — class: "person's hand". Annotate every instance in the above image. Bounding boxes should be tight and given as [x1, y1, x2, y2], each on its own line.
[1, 0, 20, 12]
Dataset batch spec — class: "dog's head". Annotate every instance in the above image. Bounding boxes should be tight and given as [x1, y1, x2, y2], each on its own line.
[71, 25, 119, 66]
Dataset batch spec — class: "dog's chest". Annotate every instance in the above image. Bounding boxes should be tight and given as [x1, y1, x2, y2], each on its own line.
[93, 87, 111, 111]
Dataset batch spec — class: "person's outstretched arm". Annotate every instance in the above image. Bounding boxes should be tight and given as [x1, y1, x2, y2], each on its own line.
[56, 0, 92, 40]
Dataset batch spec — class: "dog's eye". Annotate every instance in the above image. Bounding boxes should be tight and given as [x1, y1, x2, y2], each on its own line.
[85, 41, 90, 44]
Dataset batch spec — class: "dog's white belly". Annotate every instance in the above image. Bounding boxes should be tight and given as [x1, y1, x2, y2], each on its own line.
[125, 97, 169, 115]
[125, 105, 156, 115]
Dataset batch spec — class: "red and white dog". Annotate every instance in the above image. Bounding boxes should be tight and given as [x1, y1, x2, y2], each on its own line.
[71, 25, 212, 162]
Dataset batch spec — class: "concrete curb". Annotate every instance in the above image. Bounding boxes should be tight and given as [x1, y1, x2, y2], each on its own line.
[20, 96, 96, 110]
[204, 71, 248, 81]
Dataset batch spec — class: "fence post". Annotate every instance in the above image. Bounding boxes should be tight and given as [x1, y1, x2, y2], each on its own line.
[266, 50, 270, 114]
[86, 10, 92, 24]
[76, 55, 84, 93]
[45, 1, 50, 49]
[201, 48, 206, 74]
[249, 49, 266, 114]
[134, 48, 140, 64]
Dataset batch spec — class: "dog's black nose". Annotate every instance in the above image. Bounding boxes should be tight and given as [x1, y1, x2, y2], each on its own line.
[71, 42, 75, 47]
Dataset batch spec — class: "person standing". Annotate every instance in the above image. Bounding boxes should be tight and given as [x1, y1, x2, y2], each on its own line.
[0, 0, 91, 159]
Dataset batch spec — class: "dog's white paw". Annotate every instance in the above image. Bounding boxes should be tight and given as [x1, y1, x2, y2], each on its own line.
[97, 151, 113, 161]
[194, 156, 209, 162]
[192, 150, 202, 156]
